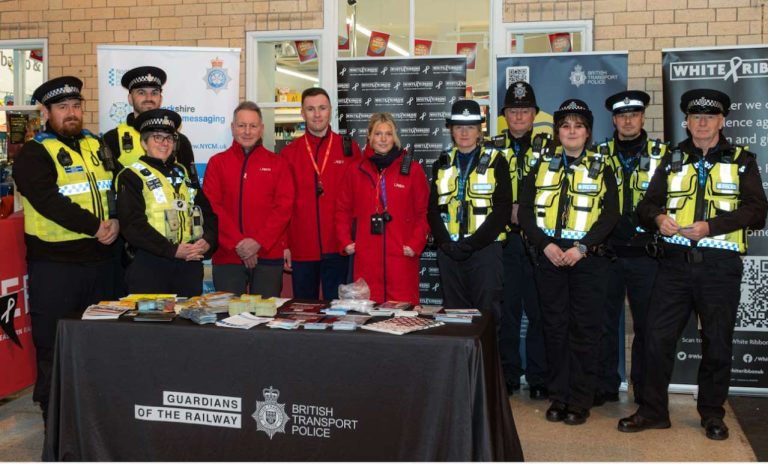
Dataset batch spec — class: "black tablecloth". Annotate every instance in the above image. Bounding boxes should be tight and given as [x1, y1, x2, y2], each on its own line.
[43, 311, 523, 461]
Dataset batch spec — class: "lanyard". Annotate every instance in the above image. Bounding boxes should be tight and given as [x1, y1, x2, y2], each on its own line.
[303, 134, 333, 177]
[696, 157, 708, 187]
[455, 151, 475, 201]
[375, 168, 388, 213]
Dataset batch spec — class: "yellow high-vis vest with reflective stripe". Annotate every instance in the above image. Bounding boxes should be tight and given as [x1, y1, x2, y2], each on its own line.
[123, 160, 196, 245]
[662, 146, 747, 253]
[435, 146, 506, 242]
[498, 132, 552, 203]
[116, 122, 144, 166]
[597, 139, 666, 216]
[22, 133, 112, 242]
[532, 147, 608, 241]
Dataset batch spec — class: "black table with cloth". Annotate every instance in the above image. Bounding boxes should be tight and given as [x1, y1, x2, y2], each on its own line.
[42, 310, 523, 461]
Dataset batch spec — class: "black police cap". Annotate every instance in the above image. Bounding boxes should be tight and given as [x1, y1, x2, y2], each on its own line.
[121, 66, 167, 91]
[554, 99, 593, 129]
[501, 81, 539, 114]
[133, 108, 182, 134]
[605, 90, 650, 114]
[679, 88, 730, 116]
[33, 76, 83, 106]
[446, 99, 485, 126]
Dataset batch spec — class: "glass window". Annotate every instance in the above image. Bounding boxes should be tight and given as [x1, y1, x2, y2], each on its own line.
[338, 0, 410, 59]
[511, 32, 584, 54]
[248, 35, 321, 152]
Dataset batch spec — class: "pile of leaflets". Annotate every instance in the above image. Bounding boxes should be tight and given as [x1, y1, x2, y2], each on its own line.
[266, 318, 302, 330]
[328, 299, 376, 313]
[82, 302, 131, 320]
[434, 308, 482, 324]
[215, 313, 272, 329]
[178, 308, 217, 325]
[361, 316, 445, 335]
[415, 305, 443, 316]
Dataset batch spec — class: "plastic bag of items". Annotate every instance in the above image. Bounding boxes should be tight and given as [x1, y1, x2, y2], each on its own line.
[338, 278, 371, 300]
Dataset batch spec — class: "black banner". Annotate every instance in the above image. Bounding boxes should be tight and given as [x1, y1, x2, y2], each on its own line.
[663, 46, 768, 392]
[336, 56, 467, 305]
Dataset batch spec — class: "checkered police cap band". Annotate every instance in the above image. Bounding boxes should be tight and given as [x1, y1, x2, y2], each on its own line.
[129, 73, 163, 90]
[687, 96, 724, 112]
[140, 115, 176, 132]
[42, 84, 81, 104]
[450, 108, 483, 122]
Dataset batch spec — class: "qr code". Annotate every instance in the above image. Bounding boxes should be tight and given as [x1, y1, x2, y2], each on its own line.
[506, 66, 530, 88]
[737, 256, 768, 331]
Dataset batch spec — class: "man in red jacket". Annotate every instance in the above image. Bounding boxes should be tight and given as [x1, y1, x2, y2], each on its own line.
[203, 101, 294, 296]
[281, 88, 361, 300]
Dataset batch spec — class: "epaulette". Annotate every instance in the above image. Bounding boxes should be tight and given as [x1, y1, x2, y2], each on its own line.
[598, 143, 611, 158]
[399, 146, 413, 175]
[438, 149, 451, 168]
[491, 134, 506, 150]
[669, 147, 683, 173]
[531, 133, 548, 153]
[33, 132, 56, 143]
[82, 129, 96, 138]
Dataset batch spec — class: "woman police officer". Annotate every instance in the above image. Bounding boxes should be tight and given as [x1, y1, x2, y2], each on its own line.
[519, 99, 619, 425]
[117, 108, 217, 296]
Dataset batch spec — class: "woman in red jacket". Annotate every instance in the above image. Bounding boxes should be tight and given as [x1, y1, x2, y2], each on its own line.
[335, 113, 430, 305]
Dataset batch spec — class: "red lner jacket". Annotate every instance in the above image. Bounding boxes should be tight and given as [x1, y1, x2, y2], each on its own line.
[203, 141, 294, 263]
[335, 146, 430, 304]
[281, 131, 361, 261]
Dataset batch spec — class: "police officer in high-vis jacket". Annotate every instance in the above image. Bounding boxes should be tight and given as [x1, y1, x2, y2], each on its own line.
[619, 89, 767, 440]
[14, 76, 120, 424]
[593, 91, 667, 407]
[519, 99, 619, 426]
[116, 109, 217, 296]
[427, 99, 512, 321]
[493, 81, 552, 399]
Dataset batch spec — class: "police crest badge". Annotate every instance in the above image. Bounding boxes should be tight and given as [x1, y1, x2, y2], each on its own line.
[252, 386, 290, 439]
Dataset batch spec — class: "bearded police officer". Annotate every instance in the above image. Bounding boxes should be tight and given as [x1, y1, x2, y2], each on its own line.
[593, 91, 667, 406]
[103, 66, 197, 175]
[427, 99, 512, 321]
[14, 76, 119, 423]
[619, 89, 767, 440]
[493, 81, 551, 398]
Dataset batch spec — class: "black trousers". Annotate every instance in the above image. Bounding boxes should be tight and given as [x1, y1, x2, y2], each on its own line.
[535, 253, 610, 409]
[595, 255, 658, 395]
[499, 234, 547, 386]
[638, 252, 742, 421]
[125, 249, 203, 297]
[28, 258, 114, 421]
[437, 242, 503, 321]
[291, 253, 350, 300]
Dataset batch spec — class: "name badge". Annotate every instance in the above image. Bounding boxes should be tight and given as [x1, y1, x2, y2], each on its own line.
[172, 199, 187, 211]
[716, 182, 737, 192]
[64, 166, 84, 174]
[471, 183, 493, 193]
[577, 183, 599, 192]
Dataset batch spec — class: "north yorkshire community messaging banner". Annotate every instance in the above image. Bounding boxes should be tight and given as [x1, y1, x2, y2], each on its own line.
[97, 45, 240, 164]
[336, 56, 467, 305]
[663, 45, 768, 394]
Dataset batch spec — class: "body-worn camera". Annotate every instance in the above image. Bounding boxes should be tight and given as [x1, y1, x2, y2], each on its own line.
[370, 211, 392, 235]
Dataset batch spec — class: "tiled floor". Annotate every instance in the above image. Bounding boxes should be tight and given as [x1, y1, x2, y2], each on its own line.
[0, 387, 757, 461]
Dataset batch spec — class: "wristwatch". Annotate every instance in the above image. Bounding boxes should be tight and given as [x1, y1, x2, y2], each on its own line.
[573, 241, 588, 256]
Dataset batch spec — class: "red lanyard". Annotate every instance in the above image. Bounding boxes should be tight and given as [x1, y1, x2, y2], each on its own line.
[303, 134, 333, 177]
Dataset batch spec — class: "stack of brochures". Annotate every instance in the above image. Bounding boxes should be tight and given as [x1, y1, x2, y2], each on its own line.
[361, 316, 445, 335]
[434, 308, 482, 324]
[215, 313, 272, 329]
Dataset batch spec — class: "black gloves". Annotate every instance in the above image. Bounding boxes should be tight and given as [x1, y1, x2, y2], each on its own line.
[440, 240, 474, 261]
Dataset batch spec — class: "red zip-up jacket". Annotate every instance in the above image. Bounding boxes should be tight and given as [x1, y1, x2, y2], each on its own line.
[203, 141, 294, 263]
[281, 130, 361, 261]
[335, 146, 430, 304]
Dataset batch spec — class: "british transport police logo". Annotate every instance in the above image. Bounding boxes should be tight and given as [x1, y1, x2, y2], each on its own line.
[253, 386, 290, 439]
[203, 57, 232, 94]
[569, 65, 587, 87]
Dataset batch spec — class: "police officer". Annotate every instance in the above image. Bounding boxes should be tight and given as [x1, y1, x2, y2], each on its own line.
[103, 66, 197, 175]
[14, 76, 119, 423]
[493, 81, 551, 398]
[427, 99, 512, 321]
[619, 89, 767, 440]
[593, 91, 667, 406]
[116, 109, 217, 296]
[519, 99, 619, 425]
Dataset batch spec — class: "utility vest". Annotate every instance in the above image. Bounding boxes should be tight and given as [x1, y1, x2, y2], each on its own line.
[532, 147, 609, 241]
[22, 131, 113, 242]
[597, 138, 666, 232]
[122, 160, 199, 245]
[492, 132, 552, 203]
[116, 122, 143, 166]
[662, 146, 750, 253]
[435, 145, 505, 242]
